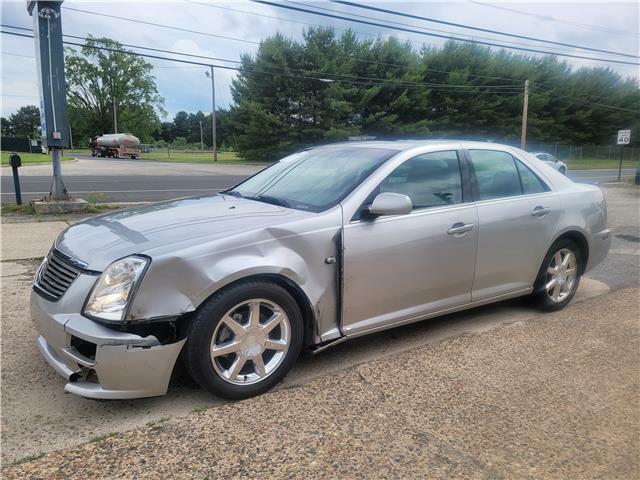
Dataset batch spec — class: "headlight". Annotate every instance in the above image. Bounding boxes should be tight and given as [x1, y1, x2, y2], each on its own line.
[84, 256, 149, 322]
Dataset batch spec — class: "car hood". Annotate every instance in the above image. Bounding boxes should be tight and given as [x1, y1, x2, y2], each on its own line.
[55, 194, 311, 270]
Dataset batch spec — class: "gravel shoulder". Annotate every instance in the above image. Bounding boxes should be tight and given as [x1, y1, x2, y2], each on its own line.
[3, 288, 638, 479]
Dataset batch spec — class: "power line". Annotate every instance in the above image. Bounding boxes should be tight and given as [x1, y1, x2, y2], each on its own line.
[62, 6, 260, 45]
[0, 24, 522, 89]
[2, 51, 35, 59]
[332, 0, 638, 59]
[250, 0, 639, 65]
[468, 0, 640, 37]
[1, 18, 524, 84]
[529, 85, 640, 114]
[193, 0, 596, 59]
[2, 30, 635, 113]
[1, 24, 524, 88]
[1, 24, 242, 65]
[292, 0, 612, 58]
[0, 30, 522, 91]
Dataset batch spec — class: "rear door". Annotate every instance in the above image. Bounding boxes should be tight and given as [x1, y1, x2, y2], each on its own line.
[466, 148, 561, 301]
[341, 149, 478, 336]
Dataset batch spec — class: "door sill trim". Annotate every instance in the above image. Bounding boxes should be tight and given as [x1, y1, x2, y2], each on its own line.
[343, 287, 533, 340]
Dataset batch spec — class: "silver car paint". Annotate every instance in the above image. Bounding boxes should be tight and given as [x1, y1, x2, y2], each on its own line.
[32, 140, 611, 399]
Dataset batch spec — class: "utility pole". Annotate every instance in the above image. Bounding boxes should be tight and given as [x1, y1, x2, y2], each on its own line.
[520, 79, 529, 150]
[206, 66, 217, 161]
[199, 120, 204, 150]
[112, 92, 118, 133]
[28, 0, 71, 202]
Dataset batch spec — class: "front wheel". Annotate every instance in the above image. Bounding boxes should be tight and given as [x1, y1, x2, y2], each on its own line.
[530, 239, 582, 311]
[184, 280, 303, 399]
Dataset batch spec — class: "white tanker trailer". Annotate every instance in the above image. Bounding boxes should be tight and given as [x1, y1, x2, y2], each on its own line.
[90, 133, 140, 159]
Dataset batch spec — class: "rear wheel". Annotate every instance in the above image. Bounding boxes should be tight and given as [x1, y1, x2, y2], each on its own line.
[530, 239, 582, 311]
[185, 280, 303, 399]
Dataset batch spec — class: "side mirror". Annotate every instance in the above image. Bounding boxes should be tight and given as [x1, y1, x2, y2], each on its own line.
[367, 192, 413, 217]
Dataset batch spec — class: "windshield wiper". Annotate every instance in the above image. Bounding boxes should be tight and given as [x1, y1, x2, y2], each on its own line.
[222, 190, 244, 198]
[247, 195, 291, 208]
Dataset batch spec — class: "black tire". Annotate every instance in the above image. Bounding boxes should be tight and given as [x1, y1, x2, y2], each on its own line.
[530, 238, 582, 311]
[184, 280, 303, 400]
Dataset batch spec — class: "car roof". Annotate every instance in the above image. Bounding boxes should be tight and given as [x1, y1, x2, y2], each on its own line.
[321, 139, 520, 152]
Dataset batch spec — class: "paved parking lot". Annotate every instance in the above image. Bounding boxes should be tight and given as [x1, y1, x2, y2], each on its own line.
[1, 183, 638, 478]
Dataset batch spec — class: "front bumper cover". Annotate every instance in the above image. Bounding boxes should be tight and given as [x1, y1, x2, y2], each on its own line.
[32, 290, 185, 400]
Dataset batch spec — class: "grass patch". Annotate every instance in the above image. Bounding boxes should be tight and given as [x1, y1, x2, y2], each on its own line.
[565, 159, 638, 170]
[90, 432, 118, 443]
[1, 151, 74, 165]
[191, 405, 208, 414]
[11, 452, 45, 465]
[1, 203, 34, 215]
[137, 150, 257, 164]
[146, 416, 171, 428]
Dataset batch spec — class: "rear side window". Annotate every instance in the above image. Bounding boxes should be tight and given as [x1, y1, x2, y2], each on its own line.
[468, 150, 521, 200]
[516, 160, 548, 194]
[379, 150, 462, 209]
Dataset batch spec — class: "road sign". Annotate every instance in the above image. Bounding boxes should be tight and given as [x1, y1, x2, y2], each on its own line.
[617, 129, 631, 145]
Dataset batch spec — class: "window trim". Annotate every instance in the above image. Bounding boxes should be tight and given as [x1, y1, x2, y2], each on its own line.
[352, 149, 469, 221]
[463, 148, 550, 203]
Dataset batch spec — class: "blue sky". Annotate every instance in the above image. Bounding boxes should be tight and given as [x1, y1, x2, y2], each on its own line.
[1, 1, 638, 120]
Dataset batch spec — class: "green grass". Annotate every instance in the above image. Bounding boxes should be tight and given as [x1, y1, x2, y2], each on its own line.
[11, 452, 45, 465]
[564, 159, 638, 170]
[1, 151, 74, 165]
[90, 432, 118, 443]
[145, 416, 171, 428]
[139, 150, 251, 164]
[1, 203, 34, 215]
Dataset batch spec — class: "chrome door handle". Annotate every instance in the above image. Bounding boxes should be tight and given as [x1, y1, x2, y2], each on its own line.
[447, 222, 475, 235]
[531, 206, 551, 217]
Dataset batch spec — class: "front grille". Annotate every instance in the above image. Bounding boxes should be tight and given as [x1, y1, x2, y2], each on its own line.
[36, 250, 82, 301]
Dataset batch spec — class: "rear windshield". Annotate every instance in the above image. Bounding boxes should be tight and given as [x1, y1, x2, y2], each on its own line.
[226, 147, 398, 212]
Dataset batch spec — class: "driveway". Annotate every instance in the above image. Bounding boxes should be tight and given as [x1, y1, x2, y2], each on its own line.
[3, 287, 638, 479]
[1, 183, 638, 477]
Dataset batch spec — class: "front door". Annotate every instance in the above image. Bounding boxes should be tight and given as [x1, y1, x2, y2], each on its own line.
[341, 150, 478, 337]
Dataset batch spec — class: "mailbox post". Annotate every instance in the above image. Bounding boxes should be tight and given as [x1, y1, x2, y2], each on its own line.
[9, 153, 23, 205]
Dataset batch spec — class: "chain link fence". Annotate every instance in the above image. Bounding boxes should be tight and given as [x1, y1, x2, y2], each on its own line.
[528, 143, 639, 169]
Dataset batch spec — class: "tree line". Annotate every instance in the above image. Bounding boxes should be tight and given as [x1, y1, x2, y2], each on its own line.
[227, 28, 639, 160]
[3, 30, 638, 160]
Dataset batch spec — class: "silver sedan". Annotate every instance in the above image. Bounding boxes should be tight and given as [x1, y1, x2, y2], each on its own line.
[533, 152, 568, 175]
[31, 141, 610, 400]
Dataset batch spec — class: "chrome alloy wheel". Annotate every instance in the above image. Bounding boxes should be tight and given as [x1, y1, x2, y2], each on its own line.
[545, 248, 577, 303]
[210, 298, 291, 385]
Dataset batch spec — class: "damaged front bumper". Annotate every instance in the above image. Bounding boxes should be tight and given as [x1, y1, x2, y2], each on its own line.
[31, 287, 185, 400]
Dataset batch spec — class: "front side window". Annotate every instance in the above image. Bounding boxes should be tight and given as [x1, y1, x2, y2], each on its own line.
[379, 150, 463, 209]
[468, 150, 522, 201]
[227, 147, 398, 212]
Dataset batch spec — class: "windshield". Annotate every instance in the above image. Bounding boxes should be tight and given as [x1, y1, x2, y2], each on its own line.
[225, 147, 398, 212]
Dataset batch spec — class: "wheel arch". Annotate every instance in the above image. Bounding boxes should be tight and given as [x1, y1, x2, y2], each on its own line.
[195, 273, 318, 349]
[550, 229, 589, 274]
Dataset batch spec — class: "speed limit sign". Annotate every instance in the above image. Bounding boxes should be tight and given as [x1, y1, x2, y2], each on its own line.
[617, 129, 631, 145]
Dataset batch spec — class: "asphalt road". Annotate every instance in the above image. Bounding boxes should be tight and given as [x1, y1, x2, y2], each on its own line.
[0, 174, 247, 203]
[0, 154, 637, 204]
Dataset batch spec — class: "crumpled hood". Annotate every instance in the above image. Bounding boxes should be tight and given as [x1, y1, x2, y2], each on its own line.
[55, 194, 310, 270]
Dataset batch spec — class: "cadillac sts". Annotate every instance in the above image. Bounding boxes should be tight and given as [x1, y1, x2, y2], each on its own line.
[31, 141, 610, 400]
